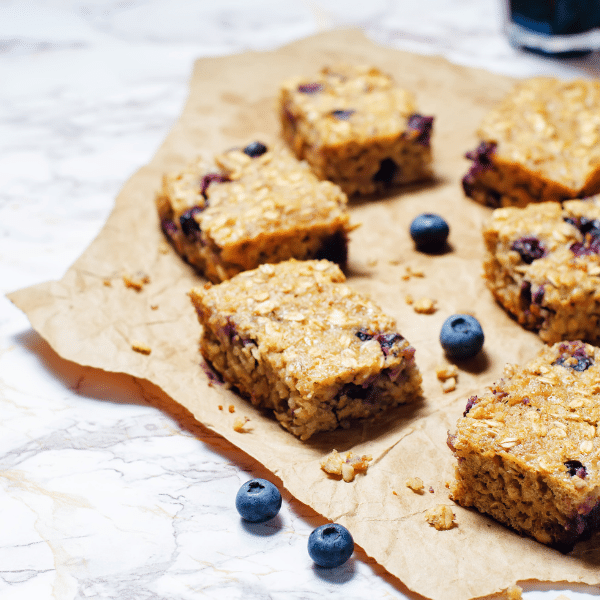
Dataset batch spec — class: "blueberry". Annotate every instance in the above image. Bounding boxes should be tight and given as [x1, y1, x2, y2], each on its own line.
[409, 213, 449, 251]
[511, 236, 546, 264]
[235, 478, 282, 523]
[440, 314, 484, 360]
[243, 141, 268, 158]
[330, 109, 355, 120]
[298, 82, 323, 94]
[308, 523, 354, 568]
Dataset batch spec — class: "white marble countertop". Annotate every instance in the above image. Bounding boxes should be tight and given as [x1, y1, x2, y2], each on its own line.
[2, 1, 600, 599]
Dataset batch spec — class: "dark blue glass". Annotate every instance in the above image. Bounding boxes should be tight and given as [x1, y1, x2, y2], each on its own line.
[508, 0, 600, 57]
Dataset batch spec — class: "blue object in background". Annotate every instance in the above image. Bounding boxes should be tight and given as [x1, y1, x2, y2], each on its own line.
[507, 0, 600, 56]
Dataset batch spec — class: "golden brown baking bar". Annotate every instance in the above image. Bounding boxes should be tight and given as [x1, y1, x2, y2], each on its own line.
[449, 341, 600, 549]
[483, 196, 600, 344]
[157, 142, 352, 282]
[462, 77, 600, 208]
[279, 65, 434, 196]
[190, 259, 422, 440]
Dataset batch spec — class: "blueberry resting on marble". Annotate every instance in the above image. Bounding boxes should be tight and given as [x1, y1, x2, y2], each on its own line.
[308, 523, 354, 568]
[235, 478, 282, 523]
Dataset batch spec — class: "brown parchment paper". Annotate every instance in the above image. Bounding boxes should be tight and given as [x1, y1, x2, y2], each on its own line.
[9, 30, 600, 600]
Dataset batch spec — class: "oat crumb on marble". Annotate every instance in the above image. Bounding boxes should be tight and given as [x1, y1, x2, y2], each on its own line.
[425, 504, 457, 530]
[503, 585, 523, 600]
[320, 449, 373, 482]
[131, 341, 152, 355]
[405, 477, 425, 494]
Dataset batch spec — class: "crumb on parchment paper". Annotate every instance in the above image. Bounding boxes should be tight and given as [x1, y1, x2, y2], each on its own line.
[405, 477, 425, 494]
[123, 272, 151, 291]
[131, 341, 152, 355]
[425, 504, 457, 530]
[320, 449, 373, 482]
[402, 265, 425, 280]
[436, 364, 458, 393]
[233, 416, 250, 432]
[413, 297, 437, 314]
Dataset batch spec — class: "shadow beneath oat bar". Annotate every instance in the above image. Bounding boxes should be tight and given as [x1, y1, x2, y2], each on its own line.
[301, 394, 427, 453]
[347, 177, 446, 207]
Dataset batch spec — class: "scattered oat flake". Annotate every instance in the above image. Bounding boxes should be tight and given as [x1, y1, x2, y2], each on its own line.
[413, 297, 437, 314]
[402, 265, 425, 280]
[405, 294, 414, 305]
[425, 504, 457, 530]
[405, 477, 425, 494]
[228, 405, 235, 413]
[436, 364, 458, 381]
[367, 258, 377, 267]
[131, 341, 151, 355]
[441, 377, 456, 393]
[218, 405, 223, 411]
[506, 584, 523, 600]
[123, 272, 151, 291]
[320, 449, 373, 482]
[150, 304, 159, 310]
[233, 416, 250, 432]
[103, 279, 112, 287]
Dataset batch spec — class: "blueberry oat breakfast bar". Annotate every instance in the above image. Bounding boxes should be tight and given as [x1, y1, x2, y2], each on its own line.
[448, 341, 600, 548]
[157, 141, 352, 283]
[279, 65, 434, 196]
[189, 259, 422, 440]
[483, 196, 600, 344]
[463, 78, 600, 208]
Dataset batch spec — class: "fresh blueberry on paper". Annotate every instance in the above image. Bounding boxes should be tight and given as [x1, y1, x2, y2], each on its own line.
[440, 314, 484, 360]
[308, 523, 354, 568]
[409, 213, 449, 251]
[243, 141, 268, 158]
[235, 478, 282, 523]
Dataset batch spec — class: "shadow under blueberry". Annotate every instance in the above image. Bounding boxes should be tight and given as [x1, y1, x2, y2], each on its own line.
[311, 556, 356, 584]
[239, 513, 284, 537]
[446, 348, 491, 376]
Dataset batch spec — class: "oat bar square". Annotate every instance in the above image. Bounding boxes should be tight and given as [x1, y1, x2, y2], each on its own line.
[448, 341, 600, 548]
[279, 65, 434, 196]
[189, 259, 422, 440]
[483, 196, 600, 344]
[157, 142, 352, 283]
[462, 77, 600, 208]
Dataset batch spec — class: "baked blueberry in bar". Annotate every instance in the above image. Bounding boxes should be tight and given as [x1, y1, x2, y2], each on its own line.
[189, 259, 422, 440]
[156, 141, 352, 283]
[483, 196, 600, 344]
[279, 65, 434, 196]
[448, 341, 600, 549]
[462, 77, 600, 208]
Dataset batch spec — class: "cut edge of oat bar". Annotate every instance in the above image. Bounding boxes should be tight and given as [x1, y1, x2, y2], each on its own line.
[189, 259, 423, 440]
[448, 341, 600, 549]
